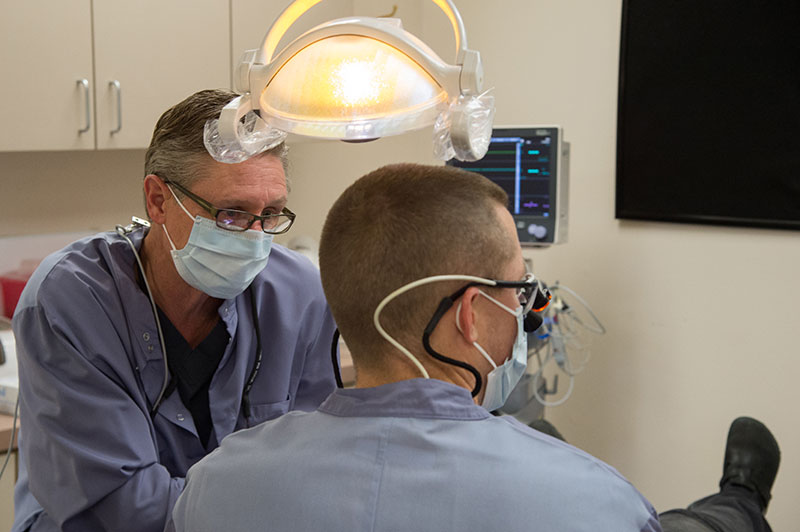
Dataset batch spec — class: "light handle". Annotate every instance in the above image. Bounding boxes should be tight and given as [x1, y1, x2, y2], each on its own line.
[258, 0, 467, 65]
[217, 95, 253, 148]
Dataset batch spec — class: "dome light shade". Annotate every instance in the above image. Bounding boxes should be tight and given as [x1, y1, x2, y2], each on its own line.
[208, 0, 494, 162]
[260, 35, 449, 139]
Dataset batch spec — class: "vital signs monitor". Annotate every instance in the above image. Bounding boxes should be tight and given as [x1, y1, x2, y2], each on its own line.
[448, 126, 569, 246]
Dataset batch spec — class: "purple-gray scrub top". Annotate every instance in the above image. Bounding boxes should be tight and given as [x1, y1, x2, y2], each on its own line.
[11, 228, 336, 532]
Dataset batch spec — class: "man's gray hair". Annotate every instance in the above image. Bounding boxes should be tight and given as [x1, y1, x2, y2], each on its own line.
[143, 89, 289, 214]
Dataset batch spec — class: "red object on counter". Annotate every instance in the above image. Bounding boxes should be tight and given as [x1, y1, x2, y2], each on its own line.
[0, 272, 31, 319]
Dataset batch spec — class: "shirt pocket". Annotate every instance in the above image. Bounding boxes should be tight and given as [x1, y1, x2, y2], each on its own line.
[248, 398, 291, 425]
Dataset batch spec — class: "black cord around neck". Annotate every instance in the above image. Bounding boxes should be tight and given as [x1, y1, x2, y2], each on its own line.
[241, 287, 263, 424]
[331, 329, 344, 388]
[422, 298, 483, 397]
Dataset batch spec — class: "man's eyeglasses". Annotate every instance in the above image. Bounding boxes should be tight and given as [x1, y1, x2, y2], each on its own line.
[451, 273, 551, 315]
[510, 272, 551, 314]
[164, 179, 295, 234]
[423, 272, 552, 339]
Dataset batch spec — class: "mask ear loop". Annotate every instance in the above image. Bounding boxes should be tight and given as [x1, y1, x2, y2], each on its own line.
[477, 290, 521, 316]
[455, 300, 497, 369]
[161, 184, 198, 252]
[161, 223, 179, 252]
[166, 184, 196, 220]
[456, 289, 528, 374]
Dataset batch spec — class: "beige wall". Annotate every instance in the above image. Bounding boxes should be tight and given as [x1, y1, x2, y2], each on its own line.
[278, 131, 437, 247]
[0, 1, 797, 529]
[0, 150, 147, 238]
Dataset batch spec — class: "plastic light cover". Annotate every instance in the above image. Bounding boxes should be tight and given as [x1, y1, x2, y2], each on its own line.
[259, 35, 449, 139]
[204, 111, 288, 164]
[433, 89, 495, 161]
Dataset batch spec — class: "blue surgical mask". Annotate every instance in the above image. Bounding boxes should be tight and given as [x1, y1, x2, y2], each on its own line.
[162, 187, 273, 299]
[457, 291, 528, 412]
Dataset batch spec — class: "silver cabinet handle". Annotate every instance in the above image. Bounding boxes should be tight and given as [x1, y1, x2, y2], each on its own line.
[109, 80, 122, 135]
[77, 79, 90, 134]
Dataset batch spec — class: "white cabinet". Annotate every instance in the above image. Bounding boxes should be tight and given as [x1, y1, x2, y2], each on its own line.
[92, 0, 231, 149]
[0, 1, 95, 151]
[0, 1, 231, 152]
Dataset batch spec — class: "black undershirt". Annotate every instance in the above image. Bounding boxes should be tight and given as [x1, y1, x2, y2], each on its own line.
[156, 306, 229, 450]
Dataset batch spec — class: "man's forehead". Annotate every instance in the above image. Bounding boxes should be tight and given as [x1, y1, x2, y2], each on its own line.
[194, 157, 287, 199]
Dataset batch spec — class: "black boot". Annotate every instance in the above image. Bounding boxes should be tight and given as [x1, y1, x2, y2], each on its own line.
[719, 417, 780, 512]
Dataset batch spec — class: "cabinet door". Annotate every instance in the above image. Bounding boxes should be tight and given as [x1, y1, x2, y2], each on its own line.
[0, 0, 95, 151]
[92, 0, 231, 150]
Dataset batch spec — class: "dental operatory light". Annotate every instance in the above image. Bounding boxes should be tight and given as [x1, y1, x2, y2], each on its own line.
[204, 0, 495, 163]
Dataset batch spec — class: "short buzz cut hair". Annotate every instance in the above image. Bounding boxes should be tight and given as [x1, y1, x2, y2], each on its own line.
[143, 89, 289, 214]
[319, 163, 515, 370]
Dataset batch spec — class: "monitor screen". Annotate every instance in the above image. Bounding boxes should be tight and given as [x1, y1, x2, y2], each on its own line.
[616, 0, 800, 230]
[448, 126, 567, 245]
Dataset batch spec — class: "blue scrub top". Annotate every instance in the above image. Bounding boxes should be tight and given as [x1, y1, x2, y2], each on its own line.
[170, 378, 662, 532]
[11, 228, 337, 532]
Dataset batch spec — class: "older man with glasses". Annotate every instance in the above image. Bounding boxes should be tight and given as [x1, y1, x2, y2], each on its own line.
[11, 89, 337, 532]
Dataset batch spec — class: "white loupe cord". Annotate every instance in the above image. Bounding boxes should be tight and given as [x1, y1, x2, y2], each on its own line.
[372, 275, 496, 379]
